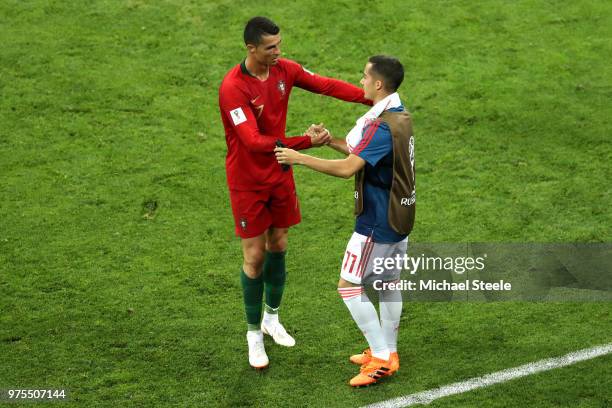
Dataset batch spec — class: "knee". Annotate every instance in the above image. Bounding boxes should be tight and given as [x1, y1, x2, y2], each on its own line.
[243, 248, 265, 278]
[337, 278, 358, 289]
[267, 229, 288, 252]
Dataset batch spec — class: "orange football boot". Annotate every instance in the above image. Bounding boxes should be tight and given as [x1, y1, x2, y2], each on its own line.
[349, 348, 372, 365]
[349, 357, 392, 387]
[350, 349, 400, 373]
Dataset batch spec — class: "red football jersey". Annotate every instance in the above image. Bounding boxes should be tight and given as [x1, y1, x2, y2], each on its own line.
[219, 58, 370, 190]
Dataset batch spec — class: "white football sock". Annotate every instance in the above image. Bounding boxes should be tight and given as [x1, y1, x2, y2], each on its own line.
[379, 287, 403, 353]
[262, 306, 279, 326]
[338, 287, 390, 361]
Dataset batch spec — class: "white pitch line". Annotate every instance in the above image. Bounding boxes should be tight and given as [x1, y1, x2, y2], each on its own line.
[363, 343, 612, 408]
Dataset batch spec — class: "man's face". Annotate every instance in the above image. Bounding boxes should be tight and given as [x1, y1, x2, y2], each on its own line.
[360, 62, 381, 100]
[248, 34, 282, 66]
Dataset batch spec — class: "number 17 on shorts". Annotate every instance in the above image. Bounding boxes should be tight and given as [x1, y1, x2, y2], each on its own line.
[340, 232, 374, 285]
[340, 232, 407, 285]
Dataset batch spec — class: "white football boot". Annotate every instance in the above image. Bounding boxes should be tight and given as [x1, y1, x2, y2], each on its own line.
[261, 316, 296, 347]
[246, 331, 269, 369]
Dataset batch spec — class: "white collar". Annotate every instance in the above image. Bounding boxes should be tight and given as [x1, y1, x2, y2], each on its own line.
[346, 93, 402, 153]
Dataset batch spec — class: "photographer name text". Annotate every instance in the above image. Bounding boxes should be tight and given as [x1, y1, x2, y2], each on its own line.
[374, 279, 512, 292]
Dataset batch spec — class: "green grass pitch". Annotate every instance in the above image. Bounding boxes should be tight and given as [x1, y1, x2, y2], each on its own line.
[1, 1, 610, 407]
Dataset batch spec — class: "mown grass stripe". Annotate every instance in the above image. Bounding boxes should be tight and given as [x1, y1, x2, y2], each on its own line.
[364, 343, 612, 408]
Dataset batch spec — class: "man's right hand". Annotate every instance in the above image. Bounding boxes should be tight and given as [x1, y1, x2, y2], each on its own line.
[306, 123, 331, 147]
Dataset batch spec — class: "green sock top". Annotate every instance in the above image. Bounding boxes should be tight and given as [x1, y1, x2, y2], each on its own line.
[266, 250, 286, 259]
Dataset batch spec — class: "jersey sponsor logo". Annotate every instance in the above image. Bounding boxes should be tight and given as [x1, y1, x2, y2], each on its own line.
[229, 107, 247, 126]
[240, 218, 247, 230]
[249, 96, 264, 119]
[277, 80, 286, 97]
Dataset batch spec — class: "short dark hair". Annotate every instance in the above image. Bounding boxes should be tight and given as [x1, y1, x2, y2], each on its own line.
[368, 55, 404, 92]
[244, 17, 280, 46]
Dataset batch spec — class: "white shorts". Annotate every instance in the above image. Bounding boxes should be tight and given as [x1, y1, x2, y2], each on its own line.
[340, 232, 408, 285]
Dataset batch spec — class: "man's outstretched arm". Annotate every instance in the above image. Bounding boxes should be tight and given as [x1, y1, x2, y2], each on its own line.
[220, 86, 329, 152]
[231, 113, 331, 152]
[274, 147, 365, 179]
[328, 137, 350, 155]
[287, 60, 372, 106]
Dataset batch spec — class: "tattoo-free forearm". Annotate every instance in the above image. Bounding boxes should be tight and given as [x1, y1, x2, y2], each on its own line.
[328, 137, 349, 155]
[293, 151, 366, 179]
[295, 153, 354, 178]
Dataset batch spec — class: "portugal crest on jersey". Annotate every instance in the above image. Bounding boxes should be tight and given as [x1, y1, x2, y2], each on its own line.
[277, 80, 286, 97]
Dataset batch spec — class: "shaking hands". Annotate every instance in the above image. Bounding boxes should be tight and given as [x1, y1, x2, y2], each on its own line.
[275, 123, 330, 165]
[306, 123, 331, 147]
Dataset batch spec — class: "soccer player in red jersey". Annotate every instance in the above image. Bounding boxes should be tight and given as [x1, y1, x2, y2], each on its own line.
[219, 16, 371, 369]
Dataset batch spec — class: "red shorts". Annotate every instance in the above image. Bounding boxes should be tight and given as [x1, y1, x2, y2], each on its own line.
[229, 180, 301, 239]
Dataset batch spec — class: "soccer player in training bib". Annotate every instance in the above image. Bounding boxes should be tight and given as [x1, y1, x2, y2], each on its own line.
[275, 55, 415, 387]
[218, 17, 371, 369]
